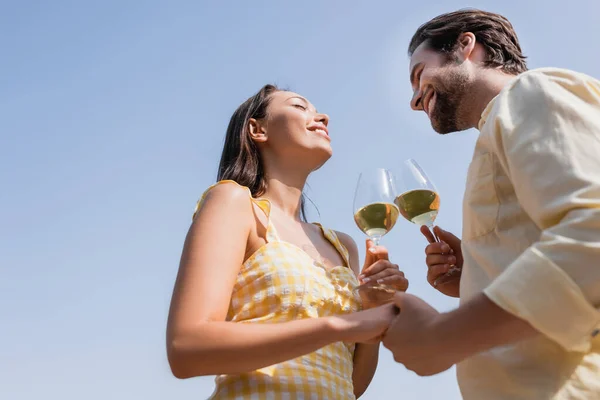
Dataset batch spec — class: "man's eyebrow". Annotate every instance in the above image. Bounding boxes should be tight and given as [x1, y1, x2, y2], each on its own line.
[409, 62, 423, 86]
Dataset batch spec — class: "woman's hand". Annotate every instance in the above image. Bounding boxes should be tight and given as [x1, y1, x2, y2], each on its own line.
[357, 240, 409, 309]
[334, 303, 399, 344]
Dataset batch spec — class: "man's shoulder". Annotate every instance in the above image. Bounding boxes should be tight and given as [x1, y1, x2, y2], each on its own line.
[516, 67, 589, 79]
[503, 67, 600, 98]
[480, 67, 600, 132]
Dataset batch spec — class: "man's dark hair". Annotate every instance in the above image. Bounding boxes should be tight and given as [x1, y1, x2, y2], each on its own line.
[409, 9, 527, 75]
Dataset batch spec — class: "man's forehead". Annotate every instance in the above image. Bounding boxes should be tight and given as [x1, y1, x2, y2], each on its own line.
[409, 42, 436, 71]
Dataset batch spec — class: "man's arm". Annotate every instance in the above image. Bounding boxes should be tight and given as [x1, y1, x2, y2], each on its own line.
[483, 70, 600, 352]
[383, 291, 538, 376]
[383, 70, 600, 375]
[438, 293, 538, 360]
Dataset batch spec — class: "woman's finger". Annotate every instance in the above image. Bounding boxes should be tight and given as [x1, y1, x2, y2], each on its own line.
[367, 244, 389, 261]
[360, 260, 395, 279]
[378, 275, 409, 291]
[365, 267, 404, 283]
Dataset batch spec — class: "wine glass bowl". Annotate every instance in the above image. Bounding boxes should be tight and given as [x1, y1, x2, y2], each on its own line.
[393, 159, 440, 231]
[352, 168, 399, 299]
[393, 158, 461, 284]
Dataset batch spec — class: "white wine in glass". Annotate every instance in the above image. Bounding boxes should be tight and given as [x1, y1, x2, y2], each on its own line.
[352, 168, 399, 297]
[394, 159, 460, 284]
[395, 188, 440, 227]
[354, 202, 400, 245]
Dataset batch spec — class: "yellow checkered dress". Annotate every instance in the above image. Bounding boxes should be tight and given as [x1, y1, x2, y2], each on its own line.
[195, 181, 362, 399]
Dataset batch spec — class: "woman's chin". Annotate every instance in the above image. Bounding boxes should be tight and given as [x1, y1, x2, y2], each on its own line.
[309, 148, 333, 171]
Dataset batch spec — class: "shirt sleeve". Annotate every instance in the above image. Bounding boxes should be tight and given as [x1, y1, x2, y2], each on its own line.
[483, 70, 600, 352]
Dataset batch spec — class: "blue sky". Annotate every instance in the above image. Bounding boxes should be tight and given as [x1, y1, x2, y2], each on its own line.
[2, 1, 599, 399]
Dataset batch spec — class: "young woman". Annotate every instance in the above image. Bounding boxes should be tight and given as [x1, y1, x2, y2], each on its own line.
[166, 85, 408, 399]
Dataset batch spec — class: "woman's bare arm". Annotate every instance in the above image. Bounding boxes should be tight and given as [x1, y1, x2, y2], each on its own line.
[166, 183, 392, 378]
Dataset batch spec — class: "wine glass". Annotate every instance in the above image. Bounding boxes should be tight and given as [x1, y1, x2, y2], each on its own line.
[352, 168, 400, 298]
[393, 158, 461, 285]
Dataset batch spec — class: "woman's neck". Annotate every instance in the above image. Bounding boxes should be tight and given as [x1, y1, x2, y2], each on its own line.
[262, 169, 308, 221]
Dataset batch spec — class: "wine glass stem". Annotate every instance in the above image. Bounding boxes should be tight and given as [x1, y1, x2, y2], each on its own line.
[428, 224, 461, 286]
[428, 225, 440, 243]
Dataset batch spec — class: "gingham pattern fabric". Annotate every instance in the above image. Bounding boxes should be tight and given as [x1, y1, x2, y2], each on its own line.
[195, 181, 362, 399]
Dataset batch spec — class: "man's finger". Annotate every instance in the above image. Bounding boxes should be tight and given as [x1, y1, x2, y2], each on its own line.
[426, 254, 455, 267]
[434, 226, 460, 249]
[424, 242, 450, 255]
[420, 225, 436, 243]
[427, 264, 450, 285]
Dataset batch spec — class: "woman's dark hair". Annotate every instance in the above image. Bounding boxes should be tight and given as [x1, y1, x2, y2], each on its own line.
[408, 9, 527, 75]
[217, 84, 308, 221]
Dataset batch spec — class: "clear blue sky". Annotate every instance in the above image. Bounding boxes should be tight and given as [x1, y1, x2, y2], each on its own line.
[2, 1, 599, 399]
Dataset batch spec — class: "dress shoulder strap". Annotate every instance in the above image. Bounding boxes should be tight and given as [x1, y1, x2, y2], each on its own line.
[313, 223, 351, 268]
[193, 180, 279, 242]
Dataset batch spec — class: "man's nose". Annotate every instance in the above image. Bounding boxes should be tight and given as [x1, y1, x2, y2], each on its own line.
[410, 89, 423, 111]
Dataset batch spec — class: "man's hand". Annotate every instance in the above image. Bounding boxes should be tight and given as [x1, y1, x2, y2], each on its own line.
[382, 292, 456, 376]
[421, 226, 462, 298]
[382, 292, 539, 376]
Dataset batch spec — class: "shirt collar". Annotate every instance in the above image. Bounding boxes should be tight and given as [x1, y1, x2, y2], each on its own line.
[478, 95, 498, 131]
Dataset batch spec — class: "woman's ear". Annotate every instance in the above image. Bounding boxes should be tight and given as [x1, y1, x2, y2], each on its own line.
[248, 118, 268, 143]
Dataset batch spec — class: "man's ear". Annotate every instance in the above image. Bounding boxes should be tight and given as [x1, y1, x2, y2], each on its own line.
[455, 32, 476, 62]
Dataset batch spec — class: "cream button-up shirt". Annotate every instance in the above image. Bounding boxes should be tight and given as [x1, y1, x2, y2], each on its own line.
[457, 68, 600, 399]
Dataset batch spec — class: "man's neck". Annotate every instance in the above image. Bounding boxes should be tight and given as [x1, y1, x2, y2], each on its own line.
[470, 69, 517, 128]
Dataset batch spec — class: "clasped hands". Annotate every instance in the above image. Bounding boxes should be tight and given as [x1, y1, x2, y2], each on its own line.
[357, 226, 463, 376]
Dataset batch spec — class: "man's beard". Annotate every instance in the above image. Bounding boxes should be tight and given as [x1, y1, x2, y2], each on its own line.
[429, 70, 471, 134]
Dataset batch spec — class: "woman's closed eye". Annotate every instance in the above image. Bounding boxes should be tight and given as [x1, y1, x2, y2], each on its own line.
[292, 104, 307, 110]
